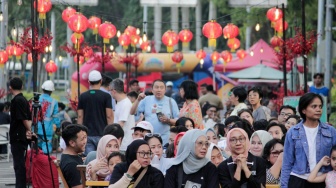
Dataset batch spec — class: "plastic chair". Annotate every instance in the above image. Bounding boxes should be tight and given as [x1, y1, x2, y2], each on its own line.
[0, 124, 10, 162]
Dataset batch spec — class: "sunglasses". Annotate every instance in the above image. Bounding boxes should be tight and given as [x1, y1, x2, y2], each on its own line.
[144, 133, 161, 138]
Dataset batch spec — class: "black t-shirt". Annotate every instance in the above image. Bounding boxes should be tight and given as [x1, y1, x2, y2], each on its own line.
[60, 153, 83, 187]
[9, 93, 31, 143]
[0, 112, 10, 124]
[218, 152, 266, 188]
[164, 162, 219, 188]
[110, 162, 164, 188]
[77, 90, 112, 136]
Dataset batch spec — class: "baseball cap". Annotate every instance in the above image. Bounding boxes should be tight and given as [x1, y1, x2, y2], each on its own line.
[131, 121, 154, 133]
[166, 81, 173, 87]
[88, 70, 102, 82]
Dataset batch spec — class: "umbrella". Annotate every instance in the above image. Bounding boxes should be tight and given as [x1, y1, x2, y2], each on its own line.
[226, 64, 285, 80]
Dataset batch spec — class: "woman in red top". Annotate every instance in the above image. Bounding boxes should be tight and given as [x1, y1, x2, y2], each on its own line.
[179, 80, 204, 129]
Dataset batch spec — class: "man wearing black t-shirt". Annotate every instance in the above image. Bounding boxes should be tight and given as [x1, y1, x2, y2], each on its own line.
[77, 70, 113, 155]
[60, 124, 88, 188]
[9, 77, 32, 188]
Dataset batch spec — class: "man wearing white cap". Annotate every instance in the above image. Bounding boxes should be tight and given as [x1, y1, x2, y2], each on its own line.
[131, 121, 154, 140]
[77, 70, 114, 155]
[39, 80, 60, 154]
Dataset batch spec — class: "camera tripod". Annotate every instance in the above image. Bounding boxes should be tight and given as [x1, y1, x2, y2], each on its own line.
[27, 92, 56, 188]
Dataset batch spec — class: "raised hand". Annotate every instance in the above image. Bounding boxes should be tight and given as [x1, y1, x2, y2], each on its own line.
[127, 160, 142, 176]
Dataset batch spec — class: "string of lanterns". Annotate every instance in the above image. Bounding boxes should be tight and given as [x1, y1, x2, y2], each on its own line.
[0, 1, 289, 75]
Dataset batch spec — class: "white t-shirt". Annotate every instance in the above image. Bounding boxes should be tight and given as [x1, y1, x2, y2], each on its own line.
[304, 125, 319, 171]
[291, 124, 320, 179]
[114, 97, 135, 151]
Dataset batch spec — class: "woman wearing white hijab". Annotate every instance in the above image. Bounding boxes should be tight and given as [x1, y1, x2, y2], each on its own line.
[250, 130, 273, 157]
[164, 129, 219, 188]
[205, 143, 224, 167]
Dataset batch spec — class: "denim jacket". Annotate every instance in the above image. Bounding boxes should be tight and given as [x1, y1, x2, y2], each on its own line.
[280, 121, 336, 188]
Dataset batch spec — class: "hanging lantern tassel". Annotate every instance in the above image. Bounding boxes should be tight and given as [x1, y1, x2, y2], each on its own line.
[277, 32, 283, 37]
[103, 38, 109, 44]
[208, 39, 216, 48]
[16, 55, 21, 60]
[167, 46, 173, 53]
[93, 28, 98, 35]
[104, 44, 106, 54]
[182, 42, 189, 48]
[176, 63, 181, 73]
[48, 73, 53, 76]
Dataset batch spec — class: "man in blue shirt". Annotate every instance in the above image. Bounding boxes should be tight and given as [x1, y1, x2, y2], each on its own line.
[130, 80, 179, 145]
[309, 73, 329, 97]
[38, 80, 60, 154]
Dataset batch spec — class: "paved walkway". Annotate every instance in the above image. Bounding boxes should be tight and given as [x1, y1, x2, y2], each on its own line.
[0, 153, 65, 188]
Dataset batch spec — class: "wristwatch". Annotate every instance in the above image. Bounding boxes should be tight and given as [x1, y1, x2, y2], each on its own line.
[125, 173, 133, 180]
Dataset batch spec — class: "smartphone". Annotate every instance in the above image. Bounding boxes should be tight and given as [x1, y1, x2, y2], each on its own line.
[156, 112, 163, 121]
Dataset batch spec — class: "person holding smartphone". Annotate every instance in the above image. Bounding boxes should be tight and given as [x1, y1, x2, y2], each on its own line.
[130, 80, 179, 146]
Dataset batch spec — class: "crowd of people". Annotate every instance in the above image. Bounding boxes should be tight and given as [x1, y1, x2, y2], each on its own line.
[2, 71, 335, 188]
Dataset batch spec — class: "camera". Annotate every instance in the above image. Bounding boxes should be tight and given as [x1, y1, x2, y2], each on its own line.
[33, 92, 41, 102]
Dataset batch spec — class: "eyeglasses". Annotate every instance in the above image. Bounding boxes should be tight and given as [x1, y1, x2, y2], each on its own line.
[195, 141, 210, 148]
[137, 152, 153, 158]
[145, 133, 161, 138]
[271, 150, 283, 156]
[280, 113, 292, 117]
[229, 137, 246, 144]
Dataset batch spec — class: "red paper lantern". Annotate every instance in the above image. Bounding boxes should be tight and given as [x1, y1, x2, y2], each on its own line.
[179, 29, 193, 48]
[74, 55, 85, 64]
[12, 46, 24, 60]
[62, 7, 76, 23]
[270, 36, 284, 47]
[227, 38, 240, 52]
[196, 49, 207, 60]
[45, 60, 58, 75]
[211, 51, 220, 65]
[71, 33, 84, 44]
[196, 49, 207, 68]
[118, 33, 131, 49]
[0, 50, 8, 67]
[221, 50, 232, 63]
[162, 30, 179, 53]
[36, 0, 52, 20]
[274, 19, 288, 34]
[68, 13, 88, 39]
[98, 22, 117, 44]
[267, 7, 283, 22]
[130, 35, 140, 46]
[124, 26, 137, 37]
[236, 49, 247, 60]
[171, 51, 184, 73]
[202, 20, 222, 48]
[140, 41, 150, 52]
[6, 45, 14, 57]
[223, 23, 239, 39]
[88, 16, 101, 34]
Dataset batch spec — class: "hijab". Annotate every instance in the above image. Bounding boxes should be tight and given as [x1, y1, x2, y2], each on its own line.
[205, 143, 221, 160]
[250, 130, 273, 154]
[125, 139, 150, 179]
[226, 128, 250, 162]
[168, 129, 210, 174]
[173, 132, 186, 157]
[87, 135, 119, 179]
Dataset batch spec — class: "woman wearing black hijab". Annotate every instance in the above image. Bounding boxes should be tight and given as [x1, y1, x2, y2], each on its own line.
[109, 140, 164, 188]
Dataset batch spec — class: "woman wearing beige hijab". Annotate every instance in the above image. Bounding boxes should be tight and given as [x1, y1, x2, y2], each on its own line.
[86, 135, 120, 181]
